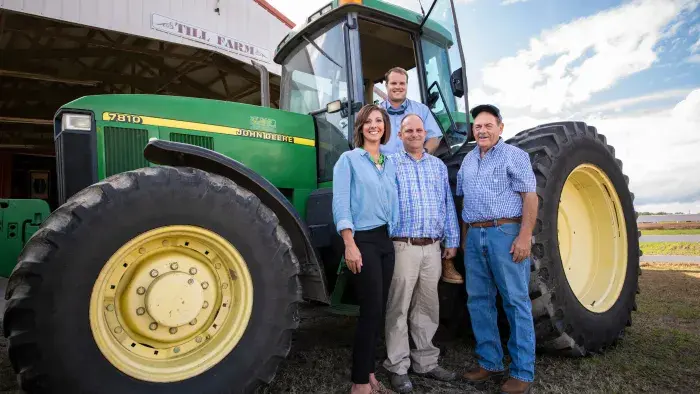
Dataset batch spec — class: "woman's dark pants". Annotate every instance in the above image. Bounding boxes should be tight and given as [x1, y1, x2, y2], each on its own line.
[350, 225, 395, 384]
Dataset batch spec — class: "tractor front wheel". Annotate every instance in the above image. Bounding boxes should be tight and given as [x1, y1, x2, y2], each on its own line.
[3, 166, 302, 393]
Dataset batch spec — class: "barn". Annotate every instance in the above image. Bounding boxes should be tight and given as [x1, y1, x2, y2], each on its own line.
[0, 0, 293, 208]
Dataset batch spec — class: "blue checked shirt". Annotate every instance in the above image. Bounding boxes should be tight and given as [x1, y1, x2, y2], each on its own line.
[379, 99, 442, 155]
[456, 138, 536, 223]
[390, 151, 460, 248]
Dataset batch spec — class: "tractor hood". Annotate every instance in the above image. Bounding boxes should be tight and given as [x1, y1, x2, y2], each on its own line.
[54, 94, 317, 203]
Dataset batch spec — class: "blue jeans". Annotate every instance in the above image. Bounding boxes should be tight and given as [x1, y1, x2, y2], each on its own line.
[464, 222, 535, 382]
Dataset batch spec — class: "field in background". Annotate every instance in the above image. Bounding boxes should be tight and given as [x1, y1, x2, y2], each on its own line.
[641, 229, 700, 235]
[641, 242, 700, 256]
[638, 221, 700, 231]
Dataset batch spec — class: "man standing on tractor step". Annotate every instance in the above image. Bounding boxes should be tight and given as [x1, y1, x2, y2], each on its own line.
[380, 66, 464, 285]
[383, 113, 460, 393]
[456, 104, 537, 394]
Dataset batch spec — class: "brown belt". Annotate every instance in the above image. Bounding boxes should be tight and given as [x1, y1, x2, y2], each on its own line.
[391, 237, 439, 246]
[468, 217, 521, 228]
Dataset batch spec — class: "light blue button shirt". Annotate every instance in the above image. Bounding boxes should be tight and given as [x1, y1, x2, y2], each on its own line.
[456, 138, 536, 223]
[332, 148, 400, 236]
[379, 99, 443, 155]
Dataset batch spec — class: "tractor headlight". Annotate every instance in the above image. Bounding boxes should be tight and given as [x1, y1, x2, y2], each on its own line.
[62, 113, 92, 131]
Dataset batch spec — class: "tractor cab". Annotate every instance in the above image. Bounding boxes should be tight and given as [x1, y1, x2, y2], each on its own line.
[273, 0, 472, 183]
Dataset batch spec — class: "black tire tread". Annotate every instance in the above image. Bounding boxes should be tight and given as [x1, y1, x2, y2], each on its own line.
[506, 121, 640, 356]
[3, 166, 302, 393]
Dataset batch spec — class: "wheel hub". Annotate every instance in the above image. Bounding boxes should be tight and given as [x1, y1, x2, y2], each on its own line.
[558, 163, 628, 313]
[89, 225, 254, 383]
[145, 272, 204, 328]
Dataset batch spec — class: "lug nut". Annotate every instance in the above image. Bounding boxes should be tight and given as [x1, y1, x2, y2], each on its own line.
[190, 319, 197, 326]
[139, 247, 146, 254]
[169, 327, 178, 334]
[215, 263, 221, 269]
[162, 240, 169, 246]
[114, 326, 123, 334]
[106, 304, 114, 311]
[174, 347, 180, 354]
[222, 283, 228, 289]
[195, 336, 202, 343]
[137, 287, 145, 295]
[202, 301, 209, 309]
[188, 278, 194, 285]
[189, 267, 198, 275]
[202, 282, 209, 289]
[150, 269, 159, 278]
[171, 262, 179, 270]
[149, 323, 158, 331]
[136, 307, 145, 316]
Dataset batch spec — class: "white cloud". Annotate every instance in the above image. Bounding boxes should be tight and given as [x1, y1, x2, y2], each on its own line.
[472, 0, 700, 115]
[576, 88, 693, 115]
[501, 89, 700, 212]
[691, 37, 700, 52]
[501, 0, 529, 5]
[265, 0, 330, 26]
[688, 54, 700, 63]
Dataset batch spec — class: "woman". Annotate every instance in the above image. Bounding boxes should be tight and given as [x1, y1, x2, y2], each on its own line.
[332, 104, 399, 394]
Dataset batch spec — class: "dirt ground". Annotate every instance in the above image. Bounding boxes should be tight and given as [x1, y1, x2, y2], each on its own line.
[638, 221, 700, 230]
[2, 262, 699, 393]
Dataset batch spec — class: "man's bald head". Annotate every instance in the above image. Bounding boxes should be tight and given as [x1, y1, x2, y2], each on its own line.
[398, 114, 427, 154]
[400, 113, 422, 131]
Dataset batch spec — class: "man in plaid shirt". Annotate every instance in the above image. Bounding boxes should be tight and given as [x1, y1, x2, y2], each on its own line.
[383, 114, 460, 393]
[458, 104, 537, 394]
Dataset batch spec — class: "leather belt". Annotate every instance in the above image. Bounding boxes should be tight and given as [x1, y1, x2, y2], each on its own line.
[468, 217, 522, 228]
[391, 237, 439, 246]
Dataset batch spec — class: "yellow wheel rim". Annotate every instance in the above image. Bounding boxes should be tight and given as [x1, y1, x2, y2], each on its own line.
[558, 164, 627, 313]
[89, 225, 253, 382]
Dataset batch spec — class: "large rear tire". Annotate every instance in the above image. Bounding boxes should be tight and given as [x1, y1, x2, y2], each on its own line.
[2, 166, 302, 393]
[506, 121, 640, 356]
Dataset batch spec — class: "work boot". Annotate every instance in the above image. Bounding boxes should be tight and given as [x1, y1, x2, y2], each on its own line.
[415, 365, 457, 382]
[441, 258, 463, 284]
[389, 374, 413, 393]
[462, 366, 505, 384]
[500, 377, 532, 394]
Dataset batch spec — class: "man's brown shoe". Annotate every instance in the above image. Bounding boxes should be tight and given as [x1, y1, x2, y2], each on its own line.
[462, 366, 505, 383]
[500, 377, 532, 394]
[441, 258, 464, 284]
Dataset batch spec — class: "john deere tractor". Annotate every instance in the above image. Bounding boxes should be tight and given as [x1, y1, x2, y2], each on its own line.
[2, 0, 640, 392]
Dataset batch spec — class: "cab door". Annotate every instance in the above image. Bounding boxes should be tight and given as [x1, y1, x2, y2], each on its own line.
[418, 0, 472, 156]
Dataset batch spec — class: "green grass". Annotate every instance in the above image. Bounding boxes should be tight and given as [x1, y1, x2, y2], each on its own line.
[641, 228, 700, 235]
[641, 242, 700, 256]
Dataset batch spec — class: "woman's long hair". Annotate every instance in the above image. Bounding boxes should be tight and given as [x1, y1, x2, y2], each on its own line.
[352, 104, 391, 148]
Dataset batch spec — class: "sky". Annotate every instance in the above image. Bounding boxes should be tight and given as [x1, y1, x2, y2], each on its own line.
[267, 0, 700, 214]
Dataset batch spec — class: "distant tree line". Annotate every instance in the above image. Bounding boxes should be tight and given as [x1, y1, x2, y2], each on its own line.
[637, 211, 690, 215]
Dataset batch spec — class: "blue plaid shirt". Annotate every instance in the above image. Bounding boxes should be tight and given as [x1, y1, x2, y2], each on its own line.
[456, 138, 536, 223]
[390, 151, 460, 248]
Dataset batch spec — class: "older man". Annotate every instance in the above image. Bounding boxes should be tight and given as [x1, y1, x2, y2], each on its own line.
[383, 114, 460, 393]
[456, 104, 537, 394]
[380, 66, 464, 285]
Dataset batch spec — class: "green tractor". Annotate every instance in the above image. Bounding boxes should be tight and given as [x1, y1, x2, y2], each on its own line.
[2, 0, 640, 392]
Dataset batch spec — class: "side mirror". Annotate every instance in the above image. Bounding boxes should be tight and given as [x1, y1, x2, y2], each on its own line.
[450, 68, 465, 98]
[326, 100, 342, 114]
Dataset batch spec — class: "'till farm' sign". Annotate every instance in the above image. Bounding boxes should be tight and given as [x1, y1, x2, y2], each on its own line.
[151, 13, 270, 62]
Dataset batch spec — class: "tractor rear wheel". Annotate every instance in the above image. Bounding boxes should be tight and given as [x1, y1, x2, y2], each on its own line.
[3, 166, 302, 393]
[506, 121, 640, 356]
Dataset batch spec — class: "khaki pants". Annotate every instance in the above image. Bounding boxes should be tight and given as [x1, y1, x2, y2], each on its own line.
[383, 240, 442, 375]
